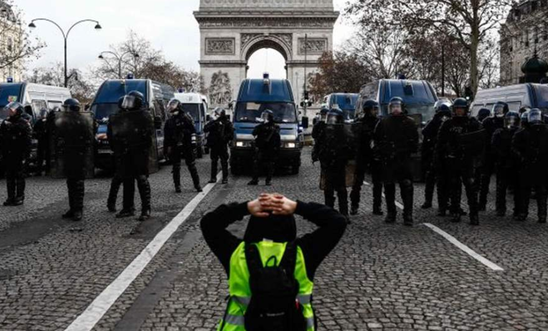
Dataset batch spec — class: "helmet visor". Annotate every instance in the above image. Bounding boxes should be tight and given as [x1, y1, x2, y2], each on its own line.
[493, 105, 505, 118]
[505, 116, 518, 128]
[167, 99, 180, 113]
[528, 111, 543, 124]
[389, 101, 403, 115]
[261, 111, 272, 123]
[121, 95, 137, 110]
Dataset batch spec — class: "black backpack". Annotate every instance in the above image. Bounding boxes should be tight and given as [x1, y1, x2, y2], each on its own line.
[243, 242, 307, 331]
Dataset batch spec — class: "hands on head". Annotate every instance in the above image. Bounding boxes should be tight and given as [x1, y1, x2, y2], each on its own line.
[247, 193, 297, 218]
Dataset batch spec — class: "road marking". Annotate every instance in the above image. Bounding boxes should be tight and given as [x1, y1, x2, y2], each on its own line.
[363, 180, 404, 210]
[364, 180, 503, 272]
[423, 223, 504, 271]
[64, 172, 222, 331]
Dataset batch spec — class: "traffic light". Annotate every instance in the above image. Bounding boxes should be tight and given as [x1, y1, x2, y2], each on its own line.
[465, 86, 474, 101]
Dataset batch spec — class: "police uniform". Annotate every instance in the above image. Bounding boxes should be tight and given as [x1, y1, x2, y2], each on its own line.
[204, 109, 233, 184]
[248, 111, 281, 186]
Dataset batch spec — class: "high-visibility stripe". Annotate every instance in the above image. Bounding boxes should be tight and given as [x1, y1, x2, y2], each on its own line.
[298, 294, 311, 304]
[224, 314, 245, 326]
[232, 296, 250, 306]
[306, 317, 315, 329]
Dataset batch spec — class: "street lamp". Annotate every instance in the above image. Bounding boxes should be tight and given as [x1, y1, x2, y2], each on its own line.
[98, 51, 139, 79]
[28, 18, 102, 87]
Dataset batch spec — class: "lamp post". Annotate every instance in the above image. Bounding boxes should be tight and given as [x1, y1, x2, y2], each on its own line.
[98, 51, 139, 79]
[29, 18, 102, 87]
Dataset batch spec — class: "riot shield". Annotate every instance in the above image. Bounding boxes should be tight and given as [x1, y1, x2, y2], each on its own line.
[109, 110, 159, 176]
[50, 111, 95, 179]
[319, 161, 356, 190]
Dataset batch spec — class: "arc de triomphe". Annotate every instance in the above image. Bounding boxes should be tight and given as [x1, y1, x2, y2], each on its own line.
[194, 0, 339, 110]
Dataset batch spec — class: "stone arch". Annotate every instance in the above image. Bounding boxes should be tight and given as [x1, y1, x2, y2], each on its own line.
[241, 35, 292, 63]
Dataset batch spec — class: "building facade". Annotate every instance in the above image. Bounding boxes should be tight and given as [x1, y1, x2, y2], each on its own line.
[500, 0, 548, 85]
[193, 0, 339, 110]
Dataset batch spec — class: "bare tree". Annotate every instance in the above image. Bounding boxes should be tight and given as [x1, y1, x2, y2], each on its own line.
[345, 0, 512, 94]
[0, 0, 44, 77]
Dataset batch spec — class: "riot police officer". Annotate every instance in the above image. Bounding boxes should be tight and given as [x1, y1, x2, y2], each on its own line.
[311, 106, 329, 164]
[204, 107, 233, 184]
[0, 102, 32, 206]
[248, 110, 281, 186]
[108, 91, 154, 221]
[512, 108, 548, 223]
[479, 101, 509, 210]
[33, 108, 49, 176]
[164, 99, 202, 193]
[350, 99, 383, 216]
[476, 108, 491, 123]
[421, 100, 452, 212]
[374, 97, 419, 226]
[492, 111, 520, 217]
[436, 98, 483, 225]
[319, 108, 352, 219]
[52, 98, 95, 221]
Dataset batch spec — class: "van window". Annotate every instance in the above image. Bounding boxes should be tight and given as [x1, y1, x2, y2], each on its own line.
[32, 99, 47, 112]
[534, 85, 548, 110]
[507, 101, 522, 112]
[48, 100, 63, 110]
[384, 81, 434, 104]
[0, 84, 23, 108]
[181, 104, 201, 122]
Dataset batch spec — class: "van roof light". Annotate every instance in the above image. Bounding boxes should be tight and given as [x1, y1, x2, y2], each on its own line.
[127, 73, 134, 80]
[6, 77, 13, 83]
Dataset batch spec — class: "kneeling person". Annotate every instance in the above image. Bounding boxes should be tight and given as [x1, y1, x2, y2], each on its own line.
[201, 193, 347, 330]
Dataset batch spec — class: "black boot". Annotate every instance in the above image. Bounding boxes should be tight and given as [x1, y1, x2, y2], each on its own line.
[385, 212, 397, 223]
[451, 212, 461, 223]
[139, 209, 151, 222]
[350, 205, 359, 216]
[107, 176, 122, 212]
[63, 180, 75, 219]
[469, 213, 479, 226]
[403, 214, 413, 227]
[172, 164, 181, 193]
[118, 179, 135, 218]
[14, 178, 25, 206]
[137, 176, 151, 220]
[209, 160, 218, 183]
[421, 202, 432, 209]
[248, 178, 259, 186]
[72, 180, 85, 222]
[437, 208, 447, 217]
[3, 179, 16, 206]
[373, 206, 384, 216]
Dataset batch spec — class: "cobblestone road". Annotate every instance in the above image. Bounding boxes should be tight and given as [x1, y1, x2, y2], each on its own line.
[1, 147, 548, 331]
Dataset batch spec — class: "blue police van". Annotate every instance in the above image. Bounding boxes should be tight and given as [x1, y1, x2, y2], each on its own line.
[230, 75, 308, 175]
[92, 78, 175, 170]
[322, 93, 359, 122]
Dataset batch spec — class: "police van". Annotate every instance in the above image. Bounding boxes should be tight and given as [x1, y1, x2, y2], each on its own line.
[322, 93, 359, 122]
[0, 81, 72, 169]
[91, 78, 175, 170]
[356, 78, 439, 181]
[0, 82, 71, 123]
[172, 92, 208, 158]
[470, 83, 548, 117]
[231, 74, 308, 175]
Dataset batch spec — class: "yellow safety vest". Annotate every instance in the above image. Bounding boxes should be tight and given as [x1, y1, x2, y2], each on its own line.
[218, 241, 315, 331]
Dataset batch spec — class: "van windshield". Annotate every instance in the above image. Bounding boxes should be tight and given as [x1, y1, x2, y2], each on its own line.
[181, 104, 200, 122]
[235, 102, 297, 123]
[383, 103, 434, 123]
[94, 81, 148, 104]
[333, 94, 358, 111]
[534, 85, 548, 111]
[0, 84, 23, 110]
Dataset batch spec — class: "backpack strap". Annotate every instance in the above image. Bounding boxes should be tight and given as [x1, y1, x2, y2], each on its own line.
[245, 243, 264, 277]
[279, 241, 297, 278]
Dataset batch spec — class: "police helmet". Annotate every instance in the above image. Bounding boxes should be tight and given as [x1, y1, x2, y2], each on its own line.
[452, 98, 469, 116]
[167, 98, 183, 114]
[3, 102, 24, 119]
[214, 107, 226, 118]
[119, 90, 145, 111]
[434, 100, 452, 113]
[519, 106, 531, 115]
[528, 108, 544, 126]
[477, 108, 491, 122]
[504, 111, 520, 129]
[261, 109, 274, 123]
[362, 99, 380, 116]
[520, 110, 530, 126]
[326, 108, 344, 125]
[39, 108, 48, 119]
[492, 101, 509, 118]
[388, 97, 404, 115]
[62, 98, 81, 112]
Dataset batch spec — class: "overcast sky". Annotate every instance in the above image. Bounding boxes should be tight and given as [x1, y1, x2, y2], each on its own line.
[14, 0, 354, 79]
